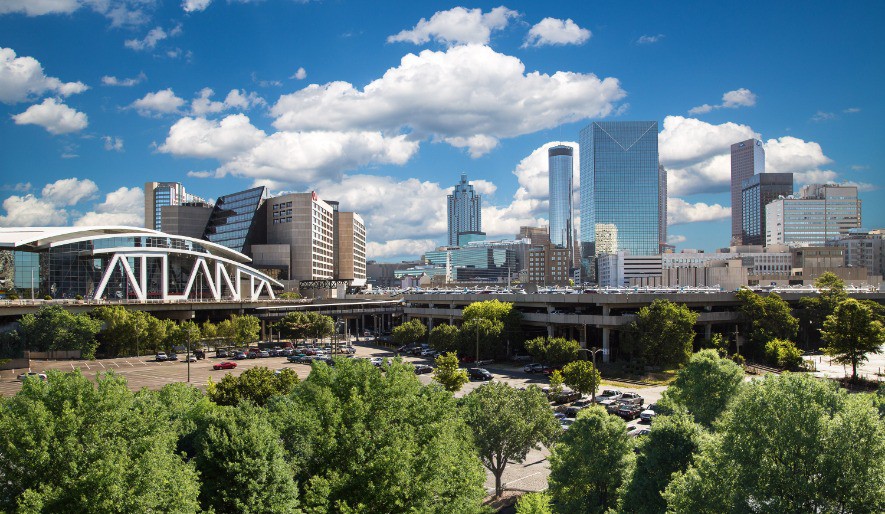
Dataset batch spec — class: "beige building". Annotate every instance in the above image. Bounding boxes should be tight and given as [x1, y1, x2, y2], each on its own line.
[265, 192, 335, 281]
[525, 244, 571, 286]
[335, 211, 367, 286]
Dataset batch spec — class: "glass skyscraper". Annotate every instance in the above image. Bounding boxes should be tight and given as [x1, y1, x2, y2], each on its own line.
[548, 145, 574, 253]
[203, 186, 268, 254]
[447, 173, 483, 246]
[579, 121, 661, 281]
[741, 173, 793, 246]
[730, 139, 765, 245]
[144, 181, 206, 231]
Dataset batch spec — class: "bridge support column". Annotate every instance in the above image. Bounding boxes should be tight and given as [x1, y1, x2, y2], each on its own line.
[705, 323, 712, 340]
[602, 327, 610, 363]
[547, 324, 554, 338]
[427, 317, 433, 331]
[261, 320, 266, 341]
[580, 325, 587, 349]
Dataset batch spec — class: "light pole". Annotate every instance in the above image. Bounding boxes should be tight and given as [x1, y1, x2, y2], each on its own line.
[578, 347, 604, 400]
[476, 322, 480, 364]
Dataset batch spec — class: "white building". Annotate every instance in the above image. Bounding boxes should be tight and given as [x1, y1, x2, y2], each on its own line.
[766, 184, 862, 247]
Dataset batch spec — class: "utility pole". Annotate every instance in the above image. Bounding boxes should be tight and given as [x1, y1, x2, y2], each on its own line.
[732, 325, 741, 356]
[476, 322, 480, 364]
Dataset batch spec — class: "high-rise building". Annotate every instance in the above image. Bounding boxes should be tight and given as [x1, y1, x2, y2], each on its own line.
[144, 181, 206, 231]
[447, 173, 483, 246]
[730, 139, 765, 245]
[579, 121, 661, 281]
[741, 173, 793, 246]
[766, 184, 861, 247]
[203, 186, 268, 255]
[659, 164, 668, 251]
[829, 230, 885, 278]
[518, 226, 550, 247]
[264, 191, 335, 281]
[335, 211, 367, 286]
[548, 145, 574, 253]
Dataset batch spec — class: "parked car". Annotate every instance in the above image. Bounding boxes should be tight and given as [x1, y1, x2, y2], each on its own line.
[552, 390, 581, 405]
[216, 349, 228, 358]
[233, 351, 248, 360]
[523, 363, 545, 373]
[258, 350, 270, 358]
[167, 353, 179, 361]
[155, 352, 168, 362]
[370, 357, 384, 367]
[184, 354, 197, 362]
[17, 371, 47, 381]
[628, 427, 651, 437]
[640, 404, 657, 423]
[619, 392, 644, 405]
[616, 403, 643, 420]
[594, 389, 623, 403]
[413, 364, 433, 374]
[194, 350, 206, 360]
[213, 361, 237, 370]
[560, 418, 574, 431]
[468, 368, 493, 381]
[287, 354, 304, 363]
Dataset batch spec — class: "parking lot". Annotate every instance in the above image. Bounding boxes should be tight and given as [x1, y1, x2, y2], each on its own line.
[0, 340, 666, 496]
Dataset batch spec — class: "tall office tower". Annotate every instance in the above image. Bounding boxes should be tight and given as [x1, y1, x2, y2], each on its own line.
[335, 211, 367, 286]
[144, 182, 206, 231]
[659, 164, 668, 251]
[766, 184, 861, 247]
[264, 191, 335, 281]
[447, 173, 483, 246]
[518, 226, 550, 247]
[203, 186, 268, 255]
[579, 121, 661, 281]
[730, 139, 765, 245]
[741, 173, 793, 246]
[548, 145, 574, 254]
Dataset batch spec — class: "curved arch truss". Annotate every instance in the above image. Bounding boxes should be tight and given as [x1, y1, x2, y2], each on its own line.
[94, 251, 278, 302]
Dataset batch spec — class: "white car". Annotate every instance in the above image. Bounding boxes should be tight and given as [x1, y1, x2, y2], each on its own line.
[640, 404, 657, 423]
[370, 357, 384, 367]
[185, 354, 197, 362]
[17, 371, 47, 381]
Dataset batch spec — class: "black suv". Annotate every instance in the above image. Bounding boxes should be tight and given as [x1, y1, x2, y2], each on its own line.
[467, 368, 493, 381]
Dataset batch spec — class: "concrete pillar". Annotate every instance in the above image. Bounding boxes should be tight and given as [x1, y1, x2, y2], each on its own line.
[705, 323, 712, 340]
[427, 317, 434, 331]
[547, 324, 554, 338]
[261, 319, 266, 341]
[580, 325, 587, 349]
[602, 327, 610, 363]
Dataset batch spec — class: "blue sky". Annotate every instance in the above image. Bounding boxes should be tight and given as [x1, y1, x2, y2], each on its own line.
[0, 1, 882, 261]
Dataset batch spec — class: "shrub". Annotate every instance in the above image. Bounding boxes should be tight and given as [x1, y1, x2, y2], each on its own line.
[764, 338, 803, 369]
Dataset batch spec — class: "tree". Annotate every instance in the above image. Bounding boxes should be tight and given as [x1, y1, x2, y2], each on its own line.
[516, 492, 553, 514]
[429, 323, 460, 353]
[18, 305, 103, 358]
[524, 336, 581, 366]
[619, 410, 705, 514]
[200, 320, 217, 342]
[462, 299, 524, 358]
[659, 349, 744, 428]
[392, 318, 427, 346]
[461, 382, 560, 497]
[798, 272, 847, 347]
[735, 289, 798, 357]
[548, 369, 564, 397]
[457, 317, 504, 361]
[279, 291, 301, 299]
[433, 351, 469, 392]
[0, 370, 200, 513]
[231, 314, 260, 344]
[821, 298, 885, 381]
[548, 406, 634, 513]
[166, 320, 202, 351]
[664, 373, 885, 513]
[624, 299, 697, 367]
[208, 366, 299, 407]
[191, 403, 300, 513]
[216, 318, 235, 345]
[561, 360, 601, 399]
[764, 338, 803, 369]
[268, 357, 486, 512]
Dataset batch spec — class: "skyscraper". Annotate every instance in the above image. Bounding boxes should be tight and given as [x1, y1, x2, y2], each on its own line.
[730, 139, 765, 245]
[741, 173, 793, 246]
[659, 164, 668, 251]
[447, 173, 483, 246]
[203, 186, 268, 255]
[579, 121, 661, 281]
[766, 184, 861, 247]
[548, 145, 574, 254]
[144, 181, 206, 231]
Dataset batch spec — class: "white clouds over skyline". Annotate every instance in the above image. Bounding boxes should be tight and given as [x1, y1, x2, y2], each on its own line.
[388, 6, 518, 46]
[0, 47, 88, 104]
[689, 88, 757, 115]
[523, 18, 591, 47]
[12, 98, 88, 134]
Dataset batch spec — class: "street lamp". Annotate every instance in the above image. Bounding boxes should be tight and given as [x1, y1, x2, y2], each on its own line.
[578, 347, 604, 400]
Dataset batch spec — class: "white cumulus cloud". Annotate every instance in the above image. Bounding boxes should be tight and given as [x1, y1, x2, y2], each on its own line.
[102, 136, 124, 151]
[0, 0, 154, 26]
[689, 88, 756, 115]
[124, 26, 169, 51]
[271, 44, 625, 157]
[190, 87, 265, 116]
[41, 177, 98, 206]
[12, 98, 88, 134]
[101, 72, 146, 87]
[291, 67, 307, 80]
[667, 198, 730, 225]
[0, 194, 67, 227]
[0, 47, 89, 104]
[129, 88, 186, 116]
[388, 6, 518, 46]
[74, 186, 144, 227]
[637, 34, 664, 44]
[182, 0, 212, 12]
[523, 18, 591, 47]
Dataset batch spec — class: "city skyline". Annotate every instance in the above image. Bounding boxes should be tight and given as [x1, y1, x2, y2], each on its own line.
[0, 2, 882, 262]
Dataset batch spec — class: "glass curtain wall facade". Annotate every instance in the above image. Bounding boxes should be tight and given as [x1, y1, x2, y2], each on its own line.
[447, 173, 482, 246]
[425, 247, 515, 281]
[741, 173, 793, 246]
[204, 186, 267, 254]
[580, 121, 661, 282]
[730, 139, 765, 245]
[548, 145, 574, 253]
[766, 185, 861, 246]
[145, 182, 206, 231]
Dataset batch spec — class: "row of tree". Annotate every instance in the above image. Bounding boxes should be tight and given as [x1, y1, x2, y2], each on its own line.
[515, 350, 885, 514]
[3, 305, 263, 359]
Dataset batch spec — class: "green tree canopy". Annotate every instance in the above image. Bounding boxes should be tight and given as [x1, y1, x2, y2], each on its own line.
[392, 318, 427, 346]
[0, 370, 200, 513]
[735, 289, 798, 357]
[461, 382, 561, 497]
[429, 323, 460, 353]
[624, 299, 698, 366]
[659, 349, 744, 428]
[275, 311, 335, 340]
[516, 492, 554, 514]
[462, 299, 523, 358]
[524, 336, 580, 367]
[208, 366, 299, 407]
[664, 373, 885, 513]
[433, 351, 469, 392]
[821, 297, 885, 380]
[561, 360, 601, 399]
[797, 272, 848, 348]
[548, 405, 635, 513]
[764, 338, 803, 369]
[457, 317, 503, 361]
[18, 305, 103, 358]
[619, 410, 705, 514]
[231, 314, 260, 344]
[268, 357, 486, 513]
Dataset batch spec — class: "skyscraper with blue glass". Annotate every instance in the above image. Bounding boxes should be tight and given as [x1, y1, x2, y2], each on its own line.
[579, 121, 661, 281]
[548, 145, 574, 253]
[447, 173, 483, 246]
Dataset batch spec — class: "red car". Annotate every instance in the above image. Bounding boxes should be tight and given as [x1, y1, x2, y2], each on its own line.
[213, 361, 237, 370]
